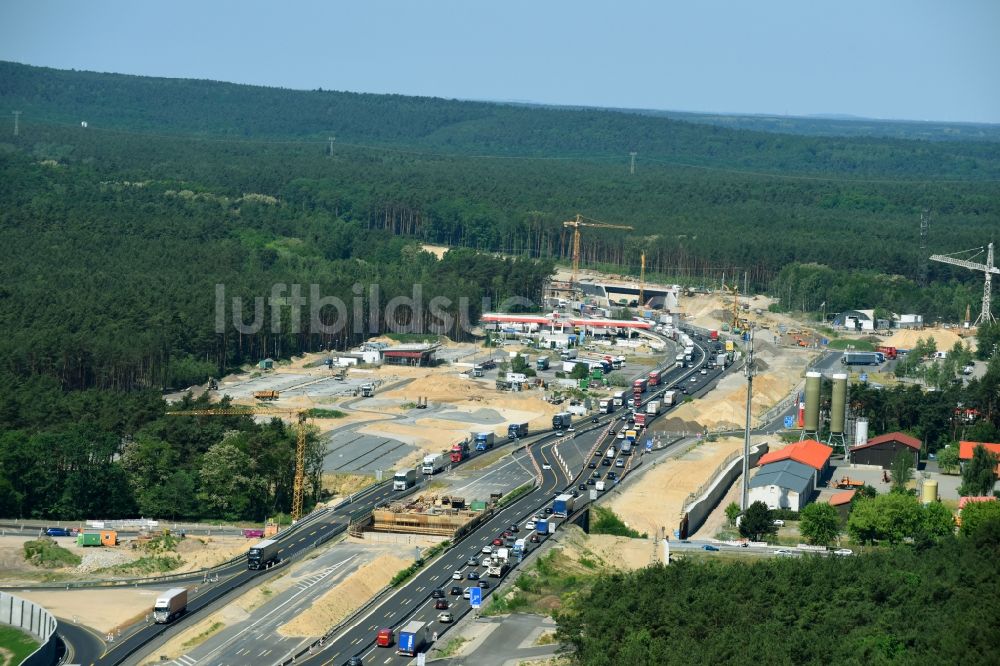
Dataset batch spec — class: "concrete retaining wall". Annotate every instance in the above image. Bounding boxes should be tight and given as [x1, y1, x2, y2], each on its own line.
[0, 592, 58, 665]
[684, 441, 770, 536]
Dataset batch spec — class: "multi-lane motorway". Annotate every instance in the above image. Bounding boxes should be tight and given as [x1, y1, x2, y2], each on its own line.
[57, 329, 725, 666]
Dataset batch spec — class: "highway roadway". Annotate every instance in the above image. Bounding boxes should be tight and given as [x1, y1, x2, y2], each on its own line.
[286, 329, 721, 666]
[62, 328, 722, 666]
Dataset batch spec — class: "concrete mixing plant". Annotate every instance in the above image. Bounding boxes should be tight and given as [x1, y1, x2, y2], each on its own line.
[827, 373, 848, 453]
[801, 371, 821, 441]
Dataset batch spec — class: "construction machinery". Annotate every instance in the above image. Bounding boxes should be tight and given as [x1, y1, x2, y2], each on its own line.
[562, 214, 634, 285]
[930, 242, 999, 326]
[169, 406, 312, 521]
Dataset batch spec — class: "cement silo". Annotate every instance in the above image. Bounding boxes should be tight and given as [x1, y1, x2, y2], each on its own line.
[828, 373, 848, 450]
[921, 479, 939, 505]
[803, 371, 821, 437]
[855, 417, 869, 447]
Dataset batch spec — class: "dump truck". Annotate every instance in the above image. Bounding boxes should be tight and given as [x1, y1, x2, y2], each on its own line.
[552, 493, 575, 517]
[397, 620, 429, 657]
[247, 538, 280, 570]
[253, 390, 279, 401]
[393, 468, 417, 491]
[422, 453, 447, 475]
[153, 587, 188, 623]
[472, 363, 485, 377]
[507, 422, 529, 439]
[473, 431, 496, 451]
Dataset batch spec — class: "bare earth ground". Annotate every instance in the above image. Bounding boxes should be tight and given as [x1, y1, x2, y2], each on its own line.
[558, 528, 657, 571]
[18, 587, 165, 633]
[277, 553, 411, 637]
[607, 436, 749, 538]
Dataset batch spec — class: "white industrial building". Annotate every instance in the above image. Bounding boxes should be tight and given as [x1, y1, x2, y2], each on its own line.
[747, 459, 816, 511]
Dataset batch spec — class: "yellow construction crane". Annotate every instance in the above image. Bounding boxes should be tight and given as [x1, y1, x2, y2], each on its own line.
[169, 407, 311, 521]
[562, 214, 634, 284]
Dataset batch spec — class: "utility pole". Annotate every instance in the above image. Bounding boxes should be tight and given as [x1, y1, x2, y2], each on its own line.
[327, 135, 335, 157]
[741, 326, 756, 511]
[918, 210, 930, 287]
[12, 110, 21, 137]
[629, 152, 637, 175]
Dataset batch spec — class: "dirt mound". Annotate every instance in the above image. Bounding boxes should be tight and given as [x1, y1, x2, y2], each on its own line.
[885, 328, 972, 352]
[654, 417, 703, 432]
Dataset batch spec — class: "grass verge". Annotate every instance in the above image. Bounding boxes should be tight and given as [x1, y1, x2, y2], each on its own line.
[496, 483, 533, 509]
[305, 408, 346, 419]
[435, 636, 468, 658]
[482, 550, 598, 617]
[590, 506, 647, 538]
[181, 621, 225, 649]
[0, 625, 40, 664]
[390, 540, 451, 587]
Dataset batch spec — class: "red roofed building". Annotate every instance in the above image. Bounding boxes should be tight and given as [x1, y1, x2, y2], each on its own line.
[849, 432, 921, 470]
[757, 439, 833, 488]
[828, 489, 857, 520]
[959, 441, 1000, 476]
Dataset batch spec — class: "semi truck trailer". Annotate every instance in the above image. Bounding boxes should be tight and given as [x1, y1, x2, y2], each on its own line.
[393, 468, 418, 490]
[247, 539, 280, 570]
[422, 453, 446, 475]
[153, 588, 188, 623]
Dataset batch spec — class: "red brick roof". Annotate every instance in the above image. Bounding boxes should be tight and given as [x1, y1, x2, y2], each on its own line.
[828, 490, 856, 506]
[757, 439, 833, 470]
[958, 441, 1000, 461]
[959, 496, 998, 509]
[852, 431, 921, 453]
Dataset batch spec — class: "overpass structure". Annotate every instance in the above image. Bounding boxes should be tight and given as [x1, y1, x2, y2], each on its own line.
[480, 312, 653, 332]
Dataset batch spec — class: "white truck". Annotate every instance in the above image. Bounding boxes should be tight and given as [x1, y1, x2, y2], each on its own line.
[599, 398, 611, 413]
[153, 587, 188, 623]
[422, 453, 446, 475]
[393, 468, 417, 491]
[612, 390, 626, 407]
[663, 390, 677, 407]
[562, 360, 578, 373]
[595, 480, 606, 492]
[646, 400, 660, 416]
[488, 547, 511, 577]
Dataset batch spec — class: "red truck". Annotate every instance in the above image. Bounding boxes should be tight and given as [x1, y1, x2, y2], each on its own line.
[376, 627, 394, 647]
[709, 330, 719, 341]
[450, 441, 469, 463]
[648, 370, 661, 387]
[875, 345, 898, 360]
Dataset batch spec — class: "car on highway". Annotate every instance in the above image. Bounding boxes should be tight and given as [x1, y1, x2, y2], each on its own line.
[554, 430, 563, 436]
[587, 477, 596, 485]
[467, 556, 479, 566]
[615, 459, 625, 467]
[468, 571, 480, 580]
[492, 537, 503, 546]
[702, 544, 719, 551]
[681, 388, 689, 394]
[578, 483, 587, 491]
[530, 533, 540, 543]
[452, 570, 463, 580]
[525, 520, 536, 530]
[432, 588, 445, 598]
[602, 458, 611, 466]
[588, 461, 597, 468]
[690, 376, 698, 382]
[544, 507, 553, 514]
[481, 556, 492, 566]
[482, 545, 493, 554]
[478, 580, 490, 589]
[775, 549, 794, 556]
[345, 656, 363, 666]
[463, 587, 472, 599]
[542, 463, 552, 470]
[450, 585, 462, 595]
[592, 417, 599, 423]
[437, 611, 454, 623]
[509, 524, 519, 532]
[701, 369, 708, 375]
[617, 431, 625, 440]
[834, 549, 854, 556]
[606, 471, 617, 481]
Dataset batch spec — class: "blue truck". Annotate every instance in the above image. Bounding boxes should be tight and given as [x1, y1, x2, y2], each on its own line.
[474, 431, 496, 451]
[552, 493, 575, 517]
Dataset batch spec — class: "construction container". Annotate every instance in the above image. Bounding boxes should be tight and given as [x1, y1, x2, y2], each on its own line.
[470, 501, 488, 512]
[100, 530, 118, 546]
[77, 532, 103, 547]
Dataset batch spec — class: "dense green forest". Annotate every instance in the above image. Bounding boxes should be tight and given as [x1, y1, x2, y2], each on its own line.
[556, 515, 1000, 665]
[0, 62, 998, 520]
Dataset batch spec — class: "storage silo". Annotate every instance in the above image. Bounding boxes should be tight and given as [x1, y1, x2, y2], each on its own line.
[921, 479, 939, 505]
[855, 418, 869, 447]
[803, 371, 821, 436]
[827, 373, 848, 451]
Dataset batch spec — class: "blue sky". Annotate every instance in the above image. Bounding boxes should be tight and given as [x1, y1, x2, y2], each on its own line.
[1, 1, 998, 123]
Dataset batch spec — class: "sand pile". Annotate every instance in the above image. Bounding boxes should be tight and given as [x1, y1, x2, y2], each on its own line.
[173, 536, 254, 573]
[20, 587, 162, 633]
[278, 554, 410, 637]
[884, 328, 973, 352]
[608, 437, 745, 536]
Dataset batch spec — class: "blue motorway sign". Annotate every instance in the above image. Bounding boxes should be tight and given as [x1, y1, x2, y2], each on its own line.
[470, 585, 482, 609]
[645, 439, 653, 452]
[860, 373, 868, 383]
[783, 415, 794, 429]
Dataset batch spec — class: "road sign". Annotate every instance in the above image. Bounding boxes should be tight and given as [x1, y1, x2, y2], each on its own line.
[417, 653, 426, 666]
[860, 373, 868, 383]
[470, 585, 482, 609]
[783, 415, 794, 429]
[646, 438, 653, 452]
